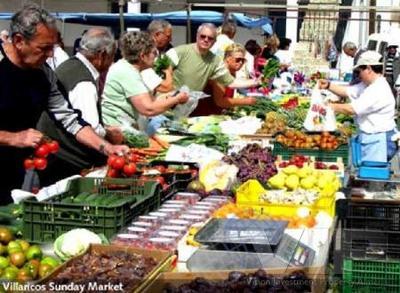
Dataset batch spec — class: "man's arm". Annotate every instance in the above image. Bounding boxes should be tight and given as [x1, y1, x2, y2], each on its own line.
[210, 80, 256, 108]
[328, 103, 355, 115]
[319, 79, 349, 99]
[0, 129, 43, 148]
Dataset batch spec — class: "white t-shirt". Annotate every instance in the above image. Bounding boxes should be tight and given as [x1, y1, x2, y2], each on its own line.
[141, 68, 163, 92]
[275, 49, 292, 65]
[210, 34, 234, 59]
[347, 76, 395, 133]
[46, 45, 69, 70]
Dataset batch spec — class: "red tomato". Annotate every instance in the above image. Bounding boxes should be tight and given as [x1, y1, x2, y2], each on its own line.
[46, 141, 59, 153]
[24, 159, 35, 170]
[106, 168, 119, 178]
[33, 158, 47, 170]
[128, 153, 141, 163]
[111, 157, 125, 170]
[153, 165, 166, 173]
[34, 144, 50, 158]
[123, 163, 137, 177]
[107, 155, 118, 167]
[154, 176, 165, 185]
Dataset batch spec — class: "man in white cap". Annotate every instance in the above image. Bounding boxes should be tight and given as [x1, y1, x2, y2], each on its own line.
[319, 50, 397, 163]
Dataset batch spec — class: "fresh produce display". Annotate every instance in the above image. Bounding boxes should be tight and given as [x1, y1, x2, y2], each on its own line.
[0, 204, 23, 237]
[261, 58, 280, 88]
[186, 116, 228, 134]
[226, 98, 279, 119]
[275, 130, 343, 150]
[256, 111, 286, 136]
[0, 227, 60, 282]
[279, 105, 308, 129]
[212, 203, 317, 228]
[267, 166, 340, 196]
[162, 269, 311, 292]
[281, 96, 299, 110]
[23, 139, 59, 171]
[223, 144, 277, 183]
[54, 229, 107, 261]
[123, 131, 149, 148]
[44, 249, 158, 292]
[261, 189, 319, 205]
[174, 133, 230, 153]
[60, 191, 136, 206]
[106, 154, 139, 178]
[154, 54, 172, 79]
[277, 155, 340, 170]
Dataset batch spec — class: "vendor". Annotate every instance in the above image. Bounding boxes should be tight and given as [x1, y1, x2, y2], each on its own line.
[319, 50, 397, 162]
[101, 31, 189, 131]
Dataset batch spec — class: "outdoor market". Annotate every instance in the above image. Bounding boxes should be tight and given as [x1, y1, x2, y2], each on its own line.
[0, 0, 399, 292]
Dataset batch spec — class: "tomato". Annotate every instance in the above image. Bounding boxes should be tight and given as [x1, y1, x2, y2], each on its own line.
[106, 168, 119, 178]
[33, 158, 47, 170]
[128, 153, 141, 163]
[107, 155, 118, 167]
[123, 163, 137, 177]
[24, 159, 35, 170]
[46, 141, 59, 153]
[34, 144, 50, 158]
[111, 157, 125, 170]
[154, 176, 165, 185]
[153, 165, 166, 173]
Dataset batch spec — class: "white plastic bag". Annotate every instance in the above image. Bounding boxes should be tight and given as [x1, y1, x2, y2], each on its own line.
[172, 86, 209, 118]
[303, 86, 336, 131]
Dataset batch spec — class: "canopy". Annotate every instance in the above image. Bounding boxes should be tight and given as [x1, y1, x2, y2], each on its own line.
[0, 11, 273, 35]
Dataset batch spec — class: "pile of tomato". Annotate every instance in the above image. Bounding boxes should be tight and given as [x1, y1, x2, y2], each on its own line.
[23, 140, 59, 171]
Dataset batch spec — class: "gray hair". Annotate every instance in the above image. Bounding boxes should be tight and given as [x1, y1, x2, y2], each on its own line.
[119, 31, 154, 64]
[79, 28, 115, 56]
[197, 23, 217, 36]
[10, 4, 57, 40]
[147, 20, 172, 35]
[343, 41, 357, 51]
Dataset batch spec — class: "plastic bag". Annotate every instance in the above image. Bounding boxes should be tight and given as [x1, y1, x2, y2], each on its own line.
[303, 86, 336, 131]
[172, 85, 209, 118]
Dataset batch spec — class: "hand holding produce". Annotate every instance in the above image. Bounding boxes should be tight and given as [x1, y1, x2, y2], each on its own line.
[23, 138, 59, 171]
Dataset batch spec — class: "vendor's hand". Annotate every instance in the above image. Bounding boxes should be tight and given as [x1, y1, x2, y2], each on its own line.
[103, 143, 130, 157]
[245, 97, 257, 105]
[13, 128, 44, 148]
[176, 92, 189, 104]
[105, 126, 124, 145]
[318, 79, 330, 90]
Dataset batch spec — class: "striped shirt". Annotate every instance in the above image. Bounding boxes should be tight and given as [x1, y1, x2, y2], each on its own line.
[385, 53, 395, 76]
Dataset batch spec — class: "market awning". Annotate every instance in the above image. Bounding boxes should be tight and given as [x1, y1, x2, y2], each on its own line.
[0, 11, 273, 34]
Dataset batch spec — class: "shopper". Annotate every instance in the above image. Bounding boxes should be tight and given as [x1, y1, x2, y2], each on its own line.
[46, 32, 69, 70]
[101, 31, 188, 130]
[384, 43, 399, 90]
[192, 43, 257, 116]
[37, 28, 124, 186]
[166, 23, 258, 93]
[319, 51, 397, 162]
[342, 41, 366, 84]
[0, 5, 128, 203]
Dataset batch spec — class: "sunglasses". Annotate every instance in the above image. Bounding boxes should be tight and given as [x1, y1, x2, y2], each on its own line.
[234, 57, 246, 63]
[199, 34, 215, 41]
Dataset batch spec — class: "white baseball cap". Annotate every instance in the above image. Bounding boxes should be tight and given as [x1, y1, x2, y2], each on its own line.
[353, 51, 383, 69]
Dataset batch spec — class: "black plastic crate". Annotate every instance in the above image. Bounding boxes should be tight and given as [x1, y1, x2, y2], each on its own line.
[342, 200, 400, 260]
[22, 177, 161, 243]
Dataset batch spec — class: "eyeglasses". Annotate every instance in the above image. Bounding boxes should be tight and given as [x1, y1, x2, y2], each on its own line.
[199, 34, 215, 41]
[234, 57, 246, 63]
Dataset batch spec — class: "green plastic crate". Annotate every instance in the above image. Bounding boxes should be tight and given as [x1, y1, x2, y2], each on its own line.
[342, 259, 400, 293]
[273, 142, 349, 166]
[22, 178, 161, 243]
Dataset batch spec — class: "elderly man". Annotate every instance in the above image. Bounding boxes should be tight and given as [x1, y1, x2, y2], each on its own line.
[37, 28, 124, 185]
[167, 23, 257, 93]
[342, 41, 366, 84]
[0, 5, 128, 202]
[147, 20, 172, 54]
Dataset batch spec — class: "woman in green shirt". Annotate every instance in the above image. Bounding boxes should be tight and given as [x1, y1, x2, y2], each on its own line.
[101, 31, 188, 131]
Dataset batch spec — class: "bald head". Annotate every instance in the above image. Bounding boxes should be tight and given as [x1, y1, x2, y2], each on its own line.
[79, 28, 115, 57]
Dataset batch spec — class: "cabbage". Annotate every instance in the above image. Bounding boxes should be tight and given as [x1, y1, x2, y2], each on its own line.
[54, 229, 106, 261]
